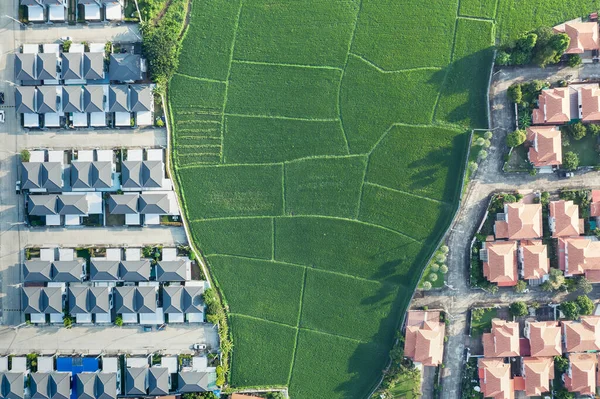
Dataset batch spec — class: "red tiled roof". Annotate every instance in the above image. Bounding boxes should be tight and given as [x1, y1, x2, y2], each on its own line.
[404, 311, 445, 366]
[483, 241, 518, 286]
[494, 202, 543, 240]
[554, 22, 600, 54]
[549, 200, 581, 238]
[483, 319, 520, 358]
[579, 84, 600, 121]
[532, 88, 571, 124]
[526, 126, 562, 167]
[564, 353, 597, 395]
[562, 316, 600, 352]
[523, 357, 554, 396]
[478, 358, 515, 399]
[521, 240, 550, 280]
[591, 190, 600, 217]
[561, 237, 600, 276]
[527, 321, 562, 357]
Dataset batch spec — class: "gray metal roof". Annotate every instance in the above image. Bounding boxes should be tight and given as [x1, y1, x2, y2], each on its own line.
[61, 53, 82, 81]
[95, 374, 116, 399]
[68, 286, 109, 314]
[15, 86, 36, 114]
[30, 373, 50, 399]
[77, 0, 99, 5]
[36, 86, 59, 114]
[118, 260, 150, 281]
[22, 162, 63, 191]
[125, 368, 146, 396]
[48, 373, 70, 399]
[52, 261, 82, 282]
[74, 373, 94, 399]
[113, 286, 135, 314]
[156, 260, 186, 282]
[36, 53, 57, 81]
[28, 195, 58, 216]
[89, 286, 110, 313]
[68, 286, 89, 314]
[62, 86, 83, 113]
[108, 85, 128, 113]
[138, 193, 169, 215]
[162, 286, 182, 313]
[41, 0, 63, 4]
[56, 194, 88, 215]
[15, 53, 35, 82]
[108, 54, 142, 82]
[83, 86, 104, 113]
[121, 161, 163, 189]
[20, 0, 42, 6]
[177, 371, 216, 393]
[83, 53, 104, 80]
[90, 260, 119, 281]
[0, 372, 24, 399]
[182, 286, 204, 314]
[129, 85, 152, 112]
[107, 194, 138, 214]
[135, 286, 156, 314]
[43, 287, 63, 314]
[70, 161, 112, 190]
[23, 260, 52, 283]
[147, 367, 168, 396]
[22, 287, 42, 314]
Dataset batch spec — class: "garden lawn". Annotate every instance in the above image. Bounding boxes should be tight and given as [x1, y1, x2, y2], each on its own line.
[470, 308, 497, 337]
[564, 135, 599, 167]
[459, 0, 496, 19]
[209, 255, 304, 326]
[233, 0, 358, 67]
[229, 314, 297, 386]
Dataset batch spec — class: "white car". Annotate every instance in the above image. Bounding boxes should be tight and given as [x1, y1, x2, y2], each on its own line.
[0, 110, 4, 123]
[192, 343, 207, 351]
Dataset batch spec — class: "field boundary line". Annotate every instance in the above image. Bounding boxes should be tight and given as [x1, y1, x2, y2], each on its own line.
[224, 113, 339, 122]
[177, 161, 282, 170]
[298, 326, 367, 344]
[349, 53, 442, 74]
[288, 266, 308, 385]
[355, 157, 369, 219]
[283, 153, 367, 165]
[230, 312, 298, 330]
[281, 163, 287, 215]
[364, 181, 450, 205]
[218, 0, 244, 163]
[456, 15, 494, 22]
[271, 218, 276, 261]
[232, 59, 342, 71]
[173, 72, 227, 84]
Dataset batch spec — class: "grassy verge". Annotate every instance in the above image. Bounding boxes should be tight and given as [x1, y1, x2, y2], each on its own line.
[470, 307, 497, 337]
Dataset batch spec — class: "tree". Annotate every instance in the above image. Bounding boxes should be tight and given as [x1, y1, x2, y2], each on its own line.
[568, 122, 587, 140]
[468, 161, 478, 173]
[476, 137, 486, 146]
[478, 150, 488, 160]
[554, 355, 569, 373]
[514, 280, 527, 293]
[495, 50, 511, 66]
[567, 54, 582, 67]
[510, 301, 528, 317]
[439, 264, 448, 274]
[266, 392, 285, 399]
[422, 281, 432, 290]
[431, 263, 440, 272]
[429, 273, 438, 282]
[141, 24, 181, 87]
[563, 151, 579, 171]
[440, 245, 449, 254]
[554, 387, 575, 399]
[484, 131, 493, 140]
[215, 365, 225, 386]
[576, 295, 594, 316]
[540, 191, 550, 205]
[20, 149, 30, 162]
[577, 277, 593, 294]
[472, 308, 485, 321]
[507, 84, 523, 104]
[506, 129, 527, 147]
[588, 124, 600, 136]
[560, 301, 580, 320]
[544, 268, 565, 291]
[436, 253, 447, 263]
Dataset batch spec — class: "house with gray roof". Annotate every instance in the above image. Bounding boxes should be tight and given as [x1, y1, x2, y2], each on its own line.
[15, 53, 36, 83]
[43, 0, 68, 22]
[61, 53, 83, 81]
[138, 193, 170, 214]
[95, 373, 117, 399]
[30, 373, 50, 399]
[15, 86, 36, 114]
[124, 368, 146, 396]
[22, 286, 63, 317]
[28, 195, 58, 216]
[56, 194, 89, 215]
[113, 286, 155, 316]
[121, 161, 163, 190]
[182, 286, 204, 314]
[118, 260, 150, 281]
[68, 286, 89, 314]
[68, 286, 110, 317]
[36, 53, 58, 82]
[177, 371, 216, 393]
[108, 85, 129, 113]
[21, 162, 63, 192]
[107, 193, 138, 214]
[75, 373, 95, 399]
[147, 367, 169, 396]
[36, 86, 59, 114]
[20, 0, 44, 22]
[70, 161, 113, 191]
[162, 286, 204, 322]
[83, 53, 104, 80]
[83, 86, 105, 113]
[90, 260, 119, 281]
[113, 286, 135, 314]
[23, 260, 52, 282]
[109, 54, 142, 82]
[30, 373, 70, 399]
[51, 260, 84, 282]
[162, 286, 183, 314]
[22, 287, 43, 314]
[134, 286, 156, 313]
[0, 372, 24, 399]
[129, 85, 152, 112]
[156, 260, 186, 282]
[62, 86, 83, 113]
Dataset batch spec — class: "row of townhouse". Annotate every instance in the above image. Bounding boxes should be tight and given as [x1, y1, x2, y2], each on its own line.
[21, 0, 124, 23]
[22, 246, 205, 325]
[478, 316, 600, 398]
[0, 354, 216, 399]
[480, 193, 600, 287]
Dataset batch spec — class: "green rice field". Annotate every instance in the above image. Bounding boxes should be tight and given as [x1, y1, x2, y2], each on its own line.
[167, 0, 598, 397]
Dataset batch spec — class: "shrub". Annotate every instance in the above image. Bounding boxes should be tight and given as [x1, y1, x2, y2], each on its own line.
[554, 356, 569, 374]
[495, 50, 511, 66]
[507, 84, 523, 103]
[484, 131, 493, 140]
[439, 245, 449, 254]
[506, 129, 527, 147]
[439, 264, 448, 274]
[215, 365, 225, 386]
[478, 150, 488, 160]
[563, 151, 579, 171]
[155, 118, 165, 127]
[20, 149, 30, 162]
[577, 277, 593, 294]
[576, 295, 594, 316]
[472, 308, 484, 321]
[529, 168, 537, 176]
[568, 122, 587, 140]
[540, 191, 550, 205]
[115, 316, 123, 326]
[510, 301, 528, 317]
[431, 263, 440, 272]
[483, 139, 491, 148]
[62, 40, 72, 52]
[514, 280, 527, 293]
[588, 124, 600, 136]
[435, 253, 447, 263]
[567, 54, 582, 68]
[475, 137, 485, 146]
[422, 281, 432, 290]
[560, 300, 580, 320]
[429, 273, 438, 282]
[468, 161, 478, 173]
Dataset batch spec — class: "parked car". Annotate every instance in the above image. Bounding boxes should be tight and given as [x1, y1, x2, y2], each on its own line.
[558, 170, 574, 178]
[192, 343, 206, 351]
[143, 325, 152, 332]
[15, 180, 21, 195]
[59, 36, 72, 42]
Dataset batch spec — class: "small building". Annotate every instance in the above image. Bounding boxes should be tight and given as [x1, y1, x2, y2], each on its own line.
[564, 353, 597, 396]
[403, 310, 445, 366]
[68, 286, 111, 324]
[70, 161, 115, 191]
[553, 21, 600, 54]
[23, 259, 85, 283]
[102, 0, 123, 21]
[15, 53, 37, 84]
[121, 161, 164, 191]
[22, 287, 63, 323]
[532, 87, 573, 125]
[563, 316, 600, 352]
[162, 285, 205, 323]
[20, 0, 45, 22]
[521, 357, 554, 397]
[525, 126, 562, 169]
[559, 237, 600, 278]
[27, 193, 103, 226]
[109, 54, 142, 82]
[43, 0, 67, 22]
[125, 367, 147, 396]
[36, 53, 59, 83]
[483, 319, 520, 358]
[30, 372, 70, 399]
[77, 0, 102, 21]
[478, 358, 514, 399]
[481, 241, 518, 287]
[177, 371, 217, 393]
[524, 321, 562, 357]
[549, 200, 583, 238]
[519, 240, 549, 282]
[577, 84, 600, 122]
[148, 367, 170, 396]
[21, 162, 64, 193]
[591, 190, 600, 218]
[494, 202, 543, 241]
[0, 372, 25, 399]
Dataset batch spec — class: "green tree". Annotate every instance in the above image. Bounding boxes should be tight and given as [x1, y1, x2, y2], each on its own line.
[141, 24, 181, 87]
[576, 295, 594, 316]
[560, 301, 580, 320]
[439, 264, 448, 274]
[115, 316, 123, 326]
[440, 245, 449, 254]
[588, 124, 600, 136]
[554, 387, 575, 399]
[422, 281, 432, 290]
[506, 129, 527, 147]
[484, 131, 493, 140]
[514, 280, 527, 293]
[215, 365, 225, 386]
[546, 268, 565, 291]
[563, 151, 579, 171]
[567, 54, 582, 67]
[577, 277, 593, 294]
[495, 50, 511, 66]
[472, 308, 485, 321]
[554, 355, 569, 373]
[540, 191, 550, 205]
[468, 161, 478, 173]
[429, 273, 438, 282]
[20, 149, 30, 162]
[478, 150, 488, 160]
[507, 84, 523, 104]
[510, 301, 528, 317]
[569, 122, 587, 140]
[266, 392, 285, 399]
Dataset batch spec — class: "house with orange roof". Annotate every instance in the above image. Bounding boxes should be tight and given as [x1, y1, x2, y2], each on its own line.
[521, 357, 554, 397]
[483, 319, 520, 358]
[532, 88, 573, 125]
[564, 353, 597, 396]
[482, 241, 518, 286]
[562, 316, 600, 352]
[519, 240, 549, 281]
[494, 202, 543, 241]
[577, 84, 600, 122]
[526, 126, 562, 168]
[553, 21, 600, 54]
[549, 200, 583, 238]
[478, 358, 515, 399]
[403, 310, 445, 366]
[590, 190, 600, 217]
[524, 321, 562, 357]
[231, 394, 263, 399]
[559, 237, 600, 278]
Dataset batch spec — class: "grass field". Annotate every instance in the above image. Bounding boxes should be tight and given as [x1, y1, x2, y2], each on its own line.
[165, 0, 600, 397]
